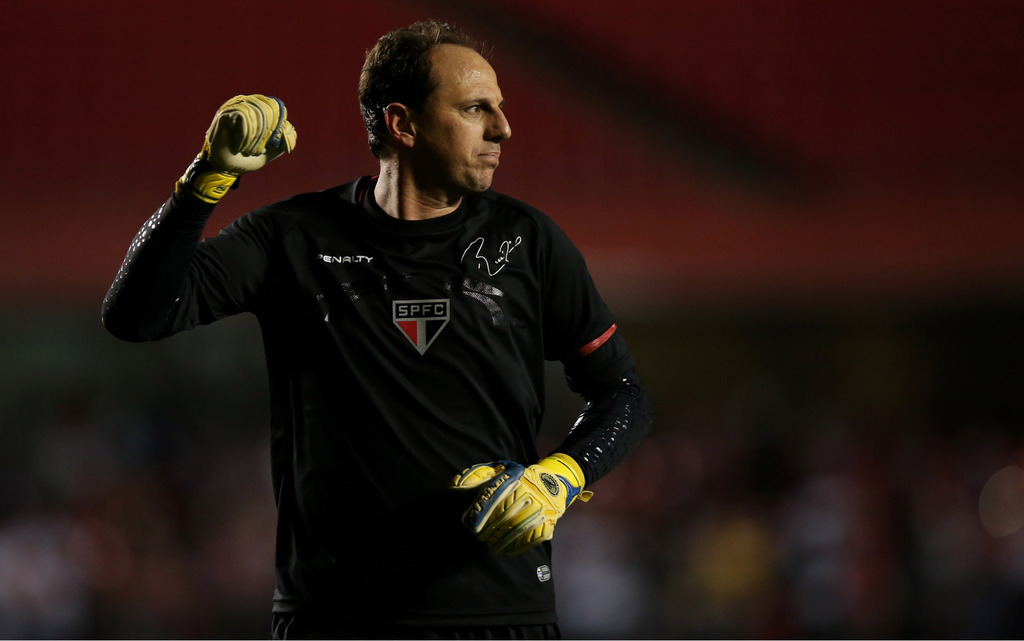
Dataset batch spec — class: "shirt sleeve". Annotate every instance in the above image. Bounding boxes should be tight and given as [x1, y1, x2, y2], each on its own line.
[101, 191, 281, 341]
[556, 364, 653, 486]
[540, 219, 628, 368]
[537, 216, 652, 484]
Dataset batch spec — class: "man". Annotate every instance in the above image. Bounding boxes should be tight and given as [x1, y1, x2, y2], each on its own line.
[102, 20, 652, 640]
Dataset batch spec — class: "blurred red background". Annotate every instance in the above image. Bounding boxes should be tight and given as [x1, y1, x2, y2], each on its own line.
[4, 0, 1023, 310]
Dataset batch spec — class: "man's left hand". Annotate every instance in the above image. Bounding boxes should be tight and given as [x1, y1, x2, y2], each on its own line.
[451, 453, 592, 556]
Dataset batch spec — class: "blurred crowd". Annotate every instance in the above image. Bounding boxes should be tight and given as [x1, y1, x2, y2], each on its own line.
[2, 308, 1024, 639]
[0, 394, 276, 639]
[553, 404, 1024, 638]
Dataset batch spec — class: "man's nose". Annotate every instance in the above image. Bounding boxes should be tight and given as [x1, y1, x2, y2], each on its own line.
[489, 110, 511, 141]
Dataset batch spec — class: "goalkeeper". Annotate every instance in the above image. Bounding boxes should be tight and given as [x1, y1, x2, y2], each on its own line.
[102, 20, 651, 640]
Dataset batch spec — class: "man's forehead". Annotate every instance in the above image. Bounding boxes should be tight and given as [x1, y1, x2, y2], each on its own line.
[429, 44, 500, 94]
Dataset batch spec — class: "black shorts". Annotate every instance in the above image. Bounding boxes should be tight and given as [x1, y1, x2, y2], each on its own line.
[270, 613, 561, 640]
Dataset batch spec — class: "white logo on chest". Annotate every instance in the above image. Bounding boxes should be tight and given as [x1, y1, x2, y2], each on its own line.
[461, 236, 522, 276]
[317, 253, 374, 264]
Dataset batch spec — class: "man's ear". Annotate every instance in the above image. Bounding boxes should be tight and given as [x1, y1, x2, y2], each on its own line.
[383, 102, 416, 149]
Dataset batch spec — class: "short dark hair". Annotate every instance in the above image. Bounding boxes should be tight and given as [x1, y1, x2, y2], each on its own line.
[359, 20, 483, 158]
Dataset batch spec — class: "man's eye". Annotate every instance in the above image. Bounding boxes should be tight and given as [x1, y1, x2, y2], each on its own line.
[467, 105, 481, 113]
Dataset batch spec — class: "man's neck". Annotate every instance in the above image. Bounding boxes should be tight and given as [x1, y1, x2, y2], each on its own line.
[373, 162, 462, 221]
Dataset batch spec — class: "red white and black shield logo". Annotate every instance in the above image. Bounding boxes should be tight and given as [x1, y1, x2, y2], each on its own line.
[393, 299, 450, 355]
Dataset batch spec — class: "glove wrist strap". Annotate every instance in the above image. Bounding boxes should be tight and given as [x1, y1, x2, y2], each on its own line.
[176, 157, 239, 204]
[538, 453, 593, 506]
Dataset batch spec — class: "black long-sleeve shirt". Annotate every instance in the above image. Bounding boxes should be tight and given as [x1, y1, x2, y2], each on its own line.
[102, 176, 652, 627]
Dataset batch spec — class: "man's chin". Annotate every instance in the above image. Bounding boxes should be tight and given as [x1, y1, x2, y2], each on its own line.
[444, 169, 495, 196]
[467, 171, 496, 193]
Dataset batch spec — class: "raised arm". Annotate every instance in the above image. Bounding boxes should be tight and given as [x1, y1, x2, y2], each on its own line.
[101, 94, 297, 341]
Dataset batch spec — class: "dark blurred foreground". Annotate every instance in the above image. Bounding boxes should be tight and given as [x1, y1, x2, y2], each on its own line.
[3, 299, 1024, 639]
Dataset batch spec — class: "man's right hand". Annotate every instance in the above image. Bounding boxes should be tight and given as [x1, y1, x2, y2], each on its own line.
[176, 94, 297, 204]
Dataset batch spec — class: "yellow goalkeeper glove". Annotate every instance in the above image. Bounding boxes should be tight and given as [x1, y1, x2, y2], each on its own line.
[176, 94, 297, 204]
[451, 453, 593, 556]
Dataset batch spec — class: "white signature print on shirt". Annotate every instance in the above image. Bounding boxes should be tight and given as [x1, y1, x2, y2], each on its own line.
[461, 236, 522, 276]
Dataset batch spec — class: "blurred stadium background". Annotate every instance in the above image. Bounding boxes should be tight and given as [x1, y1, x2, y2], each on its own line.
[4, 0, 1024, 637]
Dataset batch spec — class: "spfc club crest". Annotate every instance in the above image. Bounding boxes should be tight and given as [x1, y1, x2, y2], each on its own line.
[393, 299, 450, 355]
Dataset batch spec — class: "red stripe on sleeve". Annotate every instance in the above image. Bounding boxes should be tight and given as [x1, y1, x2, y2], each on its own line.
[576, 324, 617, 359]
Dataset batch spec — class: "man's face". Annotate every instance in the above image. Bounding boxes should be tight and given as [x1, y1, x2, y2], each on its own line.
[409, 44, 512, 196]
